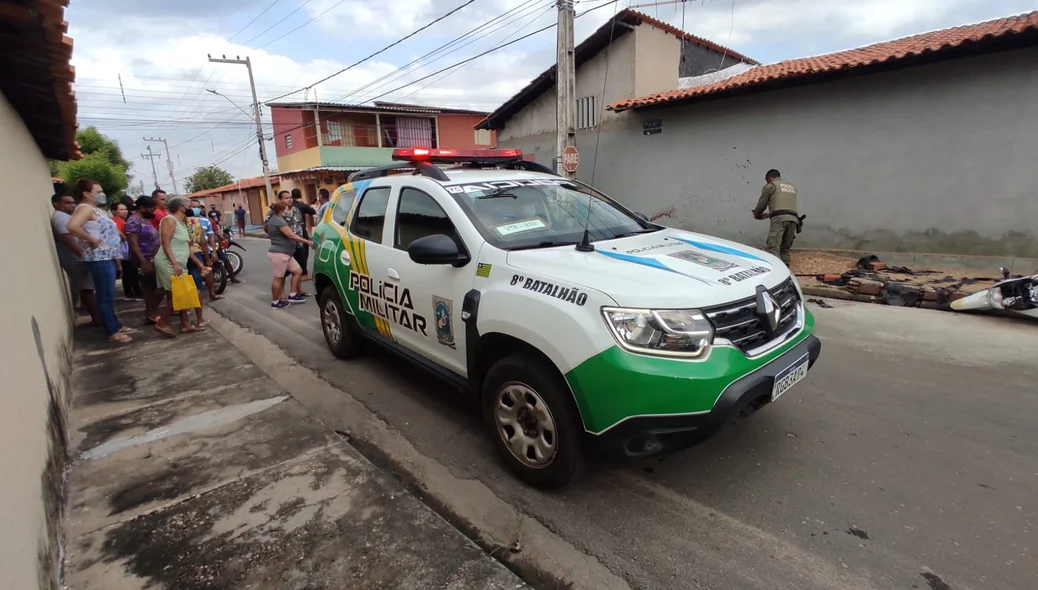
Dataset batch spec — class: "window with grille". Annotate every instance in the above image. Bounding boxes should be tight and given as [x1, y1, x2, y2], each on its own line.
[285, 134, 293, 149]
[576, 96, 597, 130]
[325, 121, 346, 146]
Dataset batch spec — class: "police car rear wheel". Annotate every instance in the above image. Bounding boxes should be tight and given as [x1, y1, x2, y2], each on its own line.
[320, 287, 362, 359]
[482, 354, 582, 489]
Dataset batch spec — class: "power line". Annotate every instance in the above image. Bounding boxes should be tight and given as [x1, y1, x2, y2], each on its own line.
[398, 0, 558, 102]
[211, 137, 264, 169]
[331, 0, 550, 104]
[254, 0, 339, 50]
[75, 89, 509, 104]
[228, 0, 280, 41]
[265, 0, 478, 102]
[362, 0, 619, 106]
[243, 0, 315, 46]
[167, 121, 255, 150]
[245, 0, 619, 145]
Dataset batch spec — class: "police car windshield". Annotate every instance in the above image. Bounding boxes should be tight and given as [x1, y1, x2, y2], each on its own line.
[446, 178, 653, 250]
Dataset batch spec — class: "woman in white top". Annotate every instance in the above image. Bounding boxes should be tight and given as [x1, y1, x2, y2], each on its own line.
[65, 178, 132, 344]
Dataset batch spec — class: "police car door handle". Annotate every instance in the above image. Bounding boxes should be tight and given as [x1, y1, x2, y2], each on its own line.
[387, 268, 401, 281]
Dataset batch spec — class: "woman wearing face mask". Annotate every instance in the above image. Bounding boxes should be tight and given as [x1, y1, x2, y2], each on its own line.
[65, 178, 132, 343]
[126, 196, 163, 324]
[153, 196, 206, 336]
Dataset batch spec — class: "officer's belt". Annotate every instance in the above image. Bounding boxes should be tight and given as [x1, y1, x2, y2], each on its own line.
[771, 209, 807, 234]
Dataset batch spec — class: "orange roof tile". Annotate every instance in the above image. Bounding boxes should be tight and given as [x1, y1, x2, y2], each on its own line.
[187, 175, 281, 198]
[0, 0, 80, 160]
[610, 10, 1038, 112]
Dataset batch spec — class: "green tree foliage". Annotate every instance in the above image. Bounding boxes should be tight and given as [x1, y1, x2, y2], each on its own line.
[185, 165, 234, 194]
[52, 127, 130, 197]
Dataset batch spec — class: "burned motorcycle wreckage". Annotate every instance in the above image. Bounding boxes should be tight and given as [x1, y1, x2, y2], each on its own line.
[951, 268, 1038, 320]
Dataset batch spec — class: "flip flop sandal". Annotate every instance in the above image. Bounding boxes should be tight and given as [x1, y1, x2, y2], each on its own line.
[154, 324, 177, 338]
[108, 333, 133, 344]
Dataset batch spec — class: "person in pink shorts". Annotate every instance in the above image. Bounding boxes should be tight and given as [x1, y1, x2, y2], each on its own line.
[264, 201, 313, 309]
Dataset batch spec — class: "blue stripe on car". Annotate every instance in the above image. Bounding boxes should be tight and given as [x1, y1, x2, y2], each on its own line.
[672, 237, 767, 262]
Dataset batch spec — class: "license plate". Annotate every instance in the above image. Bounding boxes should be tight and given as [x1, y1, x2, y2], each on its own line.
[771, 353, 810, 402]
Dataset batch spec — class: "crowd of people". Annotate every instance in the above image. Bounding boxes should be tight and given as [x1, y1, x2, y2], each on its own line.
[51, 178, 332, 341]
[50, 180, 242, 344]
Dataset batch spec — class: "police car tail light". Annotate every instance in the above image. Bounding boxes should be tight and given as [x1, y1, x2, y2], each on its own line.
[391, 148, 523, 163]
[602, 308, 713, 358]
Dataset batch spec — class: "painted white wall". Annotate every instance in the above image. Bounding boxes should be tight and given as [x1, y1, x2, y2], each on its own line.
[0, 90, 75, 590]
[633, 22, 681, 97]
[497, 21, 687, 144]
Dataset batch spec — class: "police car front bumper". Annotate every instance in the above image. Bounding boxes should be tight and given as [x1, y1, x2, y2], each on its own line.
[586, 334, 822, 460]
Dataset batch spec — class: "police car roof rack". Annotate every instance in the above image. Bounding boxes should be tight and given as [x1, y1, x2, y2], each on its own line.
[350, 161, 450, 183]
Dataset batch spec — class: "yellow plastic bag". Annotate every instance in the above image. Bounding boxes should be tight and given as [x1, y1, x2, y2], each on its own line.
[170, 273, 201, 311]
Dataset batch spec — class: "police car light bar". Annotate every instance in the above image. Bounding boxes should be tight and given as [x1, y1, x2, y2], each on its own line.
[391, 148, 522, 163]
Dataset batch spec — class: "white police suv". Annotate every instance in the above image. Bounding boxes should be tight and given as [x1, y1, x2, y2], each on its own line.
[312, 148, 821, 489]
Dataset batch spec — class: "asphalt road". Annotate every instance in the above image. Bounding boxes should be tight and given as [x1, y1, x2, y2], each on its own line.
[212, 238, 1037, 590]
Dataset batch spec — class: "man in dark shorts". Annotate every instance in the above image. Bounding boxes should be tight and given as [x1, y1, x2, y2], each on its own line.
[234, 204, 247, 237]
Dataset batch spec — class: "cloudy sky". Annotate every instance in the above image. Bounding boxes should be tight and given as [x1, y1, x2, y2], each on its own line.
[66, 0, 1036, 190]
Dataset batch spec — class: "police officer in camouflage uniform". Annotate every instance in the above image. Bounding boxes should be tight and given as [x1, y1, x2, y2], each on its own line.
[752, 169, 799, 266]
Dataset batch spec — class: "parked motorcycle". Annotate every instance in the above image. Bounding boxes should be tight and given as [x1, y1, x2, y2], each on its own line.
[212, 260, 229, 295]
[211, 227, 245, 296]
[951, 267, 1038, 320]
[221, 228, 245, 275]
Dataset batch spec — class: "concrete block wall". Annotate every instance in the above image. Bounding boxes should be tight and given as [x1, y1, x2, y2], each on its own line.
[495, 46, 1038, 258]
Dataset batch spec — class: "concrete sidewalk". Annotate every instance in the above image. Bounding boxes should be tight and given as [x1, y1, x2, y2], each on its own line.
[63, 302, 526, 590]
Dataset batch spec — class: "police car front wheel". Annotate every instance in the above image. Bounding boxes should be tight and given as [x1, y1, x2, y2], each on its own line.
[482, 354, 582, 489]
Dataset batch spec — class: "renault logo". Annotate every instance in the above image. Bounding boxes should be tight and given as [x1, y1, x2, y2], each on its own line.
[755, 285, 782, 333]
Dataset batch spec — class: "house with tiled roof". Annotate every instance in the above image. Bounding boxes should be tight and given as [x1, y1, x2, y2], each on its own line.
[186, 174, 283, 227]
[268, 101, 496, 201]
[1, 0, 80, 587]
[475, 9, 758, 165]
[495, 10, 1038, 257]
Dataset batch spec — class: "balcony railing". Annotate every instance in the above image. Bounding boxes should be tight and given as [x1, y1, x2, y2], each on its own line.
[319, 121, 438, 149]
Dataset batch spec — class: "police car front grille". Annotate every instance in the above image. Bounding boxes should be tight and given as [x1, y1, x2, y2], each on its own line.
[704, 278, 800, 354]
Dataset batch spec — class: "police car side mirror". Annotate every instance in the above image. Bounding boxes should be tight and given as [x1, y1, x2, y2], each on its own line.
[408, 234, 469, 267]
[633, 211, 649, 222]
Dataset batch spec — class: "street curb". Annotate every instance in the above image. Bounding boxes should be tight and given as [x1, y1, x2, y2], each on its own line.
[205, 310, 630, 590]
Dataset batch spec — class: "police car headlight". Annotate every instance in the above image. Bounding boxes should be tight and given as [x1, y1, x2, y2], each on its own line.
[602, 308, 714, 358]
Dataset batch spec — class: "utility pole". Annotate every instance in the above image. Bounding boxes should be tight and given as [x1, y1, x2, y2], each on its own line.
[141, 146, 162, 190]
[144, 137, 178, 193]
[208, 54, 273, 204]
[556, 0, 577, 179]
[313, 86, 323, 148]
